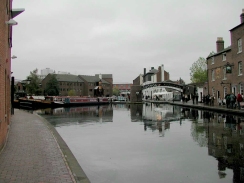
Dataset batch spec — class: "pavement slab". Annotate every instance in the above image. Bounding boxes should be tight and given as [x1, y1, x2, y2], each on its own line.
[0, 109, 75, 183]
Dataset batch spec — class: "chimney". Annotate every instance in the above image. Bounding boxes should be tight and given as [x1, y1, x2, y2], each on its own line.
[161, 64, 164, 81]
[144, 68, 146, 75]
[241, 9, 244, 23]
[216, 37, 224, 52]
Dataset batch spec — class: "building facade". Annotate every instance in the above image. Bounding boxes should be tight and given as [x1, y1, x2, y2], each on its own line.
[143, 64, 170, 85]
[207, 9, 244, 101]
[42, 74, 84, 96]
[79, 75, 112, 97]
[0, 1, 24, 149]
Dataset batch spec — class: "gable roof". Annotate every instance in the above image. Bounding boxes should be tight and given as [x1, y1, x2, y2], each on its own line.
[206, 46, 231, 59]
[79, 75, 110, 84]
[143, 69, 158, 76]
[55, 74, 84, 82]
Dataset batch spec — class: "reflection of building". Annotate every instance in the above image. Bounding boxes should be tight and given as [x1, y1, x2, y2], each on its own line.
[141, 104, 182, 137]
[130, 104, 143, 122]
[38, 105, 113, 126]
[197, 112, 244, 182]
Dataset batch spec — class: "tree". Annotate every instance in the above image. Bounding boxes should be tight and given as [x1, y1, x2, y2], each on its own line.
[26, 69, 42, 95]
[113, 87, 120, 96]
[68, 90, 76, 96]
[190, 57, 207, 83]
[45, 75, 60, 96]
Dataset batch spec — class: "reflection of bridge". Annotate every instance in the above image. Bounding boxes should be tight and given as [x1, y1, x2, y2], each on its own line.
[142, 103, 183, 122]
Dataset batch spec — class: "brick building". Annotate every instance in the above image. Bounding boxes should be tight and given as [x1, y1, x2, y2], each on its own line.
[79, 75, 112, 97]
[42, 74, 85, 96]
[206, 9, 244, 101]
[113, 83, 133, 93]
[0, 1, 24, 149]
[42, 73, 113, 97]
[143, 64, 170, 84]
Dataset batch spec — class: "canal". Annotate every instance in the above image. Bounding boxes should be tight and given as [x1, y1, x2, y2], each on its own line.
[38, 103, 244, 183]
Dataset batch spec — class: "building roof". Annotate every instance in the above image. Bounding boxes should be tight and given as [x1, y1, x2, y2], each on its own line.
[143, 69, 158, 76]
[229, 22, 244, 31]
[95, 74, 112, 79]
[79, 75, 110, 84]
[55, 74, 84, 82]
[206, 46, 231, 59]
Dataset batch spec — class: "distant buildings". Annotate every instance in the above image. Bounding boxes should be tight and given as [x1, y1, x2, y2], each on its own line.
[41, 73, 113, 97]
[206, 9, 244, 100]
[113, 83, 133, 94]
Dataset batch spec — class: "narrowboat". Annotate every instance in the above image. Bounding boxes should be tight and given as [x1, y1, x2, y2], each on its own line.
[63, 97, 109, 106]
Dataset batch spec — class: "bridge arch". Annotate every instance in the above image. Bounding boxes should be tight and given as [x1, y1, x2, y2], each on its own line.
[142, 82, 183, 92]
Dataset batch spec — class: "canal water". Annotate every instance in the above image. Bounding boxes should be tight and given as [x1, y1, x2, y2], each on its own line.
[38, 103, 244, 183]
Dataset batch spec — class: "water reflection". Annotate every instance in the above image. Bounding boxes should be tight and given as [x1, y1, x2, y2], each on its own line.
[37, 105, 113, 126]
[131, 104, 244, 182]
[39, 104, 244, 182]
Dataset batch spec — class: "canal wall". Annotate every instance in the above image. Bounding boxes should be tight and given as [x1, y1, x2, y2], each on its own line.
[130, 85, 142, 102]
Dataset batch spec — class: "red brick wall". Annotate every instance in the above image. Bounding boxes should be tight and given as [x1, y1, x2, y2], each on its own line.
[164, 71, 169, 81]
[207, 23, 244, 100]
[0, 0, 12, 149]
[230, 24, 244, 88]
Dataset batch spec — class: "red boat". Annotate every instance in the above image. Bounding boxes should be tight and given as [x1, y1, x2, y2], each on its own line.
[63, 96, 109, 106]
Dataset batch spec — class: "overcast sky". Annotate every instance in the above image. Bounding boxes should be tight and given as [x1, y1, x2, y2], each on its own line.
[11, 0, 243, 83]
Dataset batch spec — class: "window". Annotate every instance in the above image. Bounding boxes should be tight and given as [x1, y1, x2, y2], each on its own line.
[222, 53, 226, 61]
[238, 61, 242, 75]
[223, 68, 226, 80]
[211, 57, 214, 64]
[240, 83, 243, 95]
[238, 39, 242, 53]
[212, 69, 215, 81]
[224, 87, 227, 97]
[212, 87, 215, 96]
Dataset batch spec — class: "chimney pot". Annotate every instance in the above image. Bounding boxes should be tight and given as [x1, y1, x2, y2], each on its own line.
[241, 9, 244, 23]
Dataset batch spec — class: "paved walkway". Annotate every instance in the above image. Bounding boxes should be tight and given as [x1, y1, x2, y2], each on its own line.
[0, 109, 79, 183]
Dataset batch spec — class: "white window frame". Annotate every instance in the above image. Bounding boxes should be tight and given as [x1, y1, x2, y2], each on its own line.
[212, 87, 215, 96]
[238, 38, 242, 53]
[222, 53, 226, 61]
[223, 67, 226, 80]
[240, 83, 243, 95]
[238, 61, 242, 76]
[211, 57, 214, 64]
[212, 69, 215, 81]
